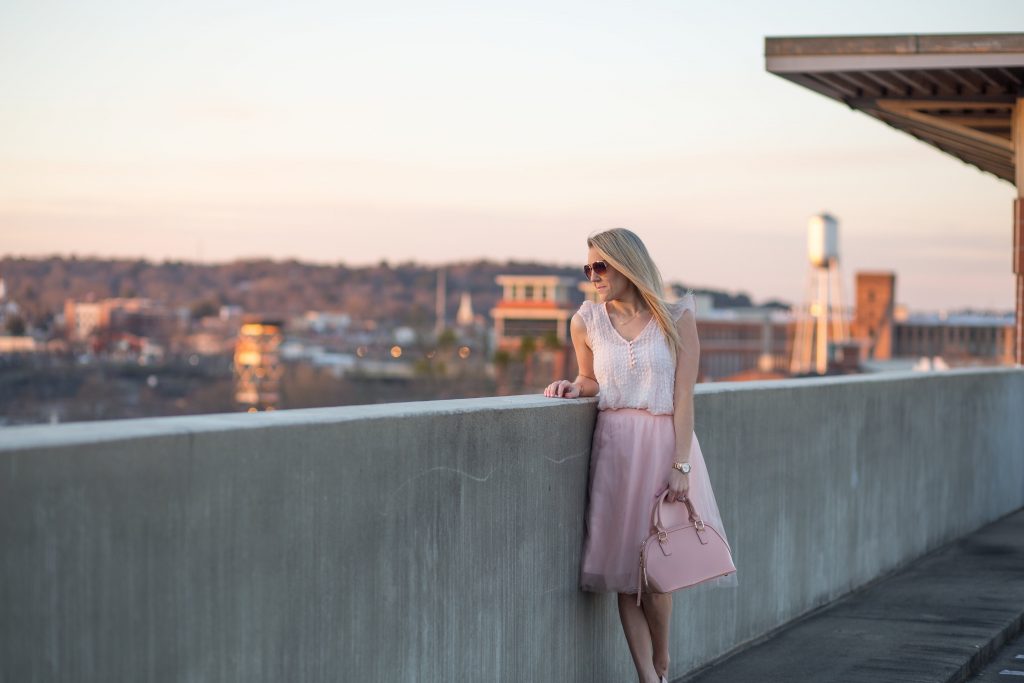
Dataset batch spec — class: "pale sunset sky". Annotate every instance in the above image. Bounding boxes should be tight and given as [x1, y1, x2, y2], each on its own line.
[1, 1, 1022, 311]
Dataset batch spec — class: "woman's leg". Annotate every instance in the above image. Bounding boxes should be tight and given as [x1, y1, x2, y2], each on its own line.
[617, 593, 660, 683]
[641, 592, 673, 679]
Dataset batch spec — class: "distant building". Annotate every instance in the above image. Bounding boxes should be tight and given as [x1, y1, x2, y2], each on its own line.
[850, 272, 896, 360]
[490, 275, 579, 349]
[185, 331, 233, 356]
[64, 301, 104, 341]
[848, 272, 1014, 366]
[490, 275, 580, 390]
[295, 311, 352, 334]
[219, 305, 244, 321]
[893, 313, 1014, 364]
[63, 297, 171, 342]
[234, 320, 284, 411]
[0, 275, 21, 325]
[104, 332, 164, 365]
[695, 307, 794, 382]
[0, 336, 37, 354]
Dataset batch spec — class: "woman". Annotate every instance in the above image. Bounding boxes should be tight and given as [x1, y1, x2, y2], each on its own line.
[544, 228, 737, 683]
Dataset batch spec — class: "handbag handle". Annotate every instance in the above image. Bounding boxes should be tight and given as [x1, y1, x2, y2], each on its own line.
[651, 488, 706, 534]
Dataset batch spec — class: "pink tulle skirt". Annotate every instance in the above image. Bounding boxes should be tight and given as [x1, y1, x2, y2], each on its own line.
[579, 408, 738, 594]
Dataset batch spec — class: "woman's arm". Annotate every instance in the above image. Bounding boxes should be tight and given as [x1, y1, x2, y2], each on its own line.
[544, 312, 599, 398]
[667, 306, 700, 501]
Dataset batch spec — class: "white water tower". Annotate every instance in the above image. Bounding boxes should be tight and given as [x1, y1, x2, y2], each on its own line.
[791, 213, 850, 375]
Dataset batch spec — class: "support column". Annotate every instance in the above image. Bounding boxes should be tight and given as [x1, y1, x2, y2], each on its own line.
[1017, 200, 1024, 365]
[1015, 95, 1024, 366]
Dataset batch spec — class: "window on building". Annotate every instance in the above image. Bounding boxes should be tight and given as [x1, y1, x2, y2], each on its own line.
[504, 318, 559, 338]
[524, 285, 535, 300]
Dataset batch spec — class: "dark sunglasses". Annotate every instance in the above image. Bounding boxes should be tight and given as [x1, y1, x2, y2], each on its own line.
[583, 260, 608, 279]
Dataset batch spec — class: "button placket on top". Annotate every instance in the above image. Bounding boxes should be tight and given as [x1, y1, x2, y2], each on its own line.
[604, 303, 650, 371]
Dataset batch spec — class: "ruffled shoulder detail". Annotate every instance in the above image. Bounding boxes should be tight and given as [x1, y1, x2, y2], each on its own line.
[576, 299, 597, 328]
[669, 290, 696, 321]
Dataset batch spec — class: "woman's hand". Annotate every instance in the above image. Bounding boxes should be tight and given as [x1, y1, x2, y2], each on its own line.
[544, 379, 581, 398]
[666, 469, 690, 503]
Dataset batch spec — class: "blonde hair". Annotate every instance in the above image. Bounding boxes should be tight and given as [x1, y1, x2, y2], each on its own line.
[587, 227, 683, 357]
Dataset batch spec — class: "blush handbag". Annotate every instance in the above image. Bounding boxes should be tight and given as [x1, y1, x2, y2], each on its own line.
[636, 489, 736, 605]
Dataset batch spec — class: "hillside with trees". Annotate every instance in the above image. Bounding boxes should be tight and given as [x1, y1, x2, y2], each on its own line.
[0, 256, 759, 330]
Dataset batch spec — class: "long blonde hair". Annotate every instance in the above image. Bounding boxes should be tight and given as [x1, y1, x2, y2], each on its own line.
[587, 227, 682, 358]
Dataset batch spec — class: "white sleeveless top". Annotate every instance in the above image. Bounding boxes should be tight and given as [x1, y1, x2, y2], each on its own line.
[576, 292, 695, 415]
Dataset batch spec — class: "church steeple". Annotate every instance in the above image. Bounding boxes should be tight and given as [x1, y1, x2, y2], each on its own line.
[456, 291, 474, 327]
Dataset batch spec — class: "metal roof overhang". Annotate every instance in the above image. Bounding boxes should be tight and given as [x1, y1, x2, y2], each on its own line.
[765, 34, 1024, 184]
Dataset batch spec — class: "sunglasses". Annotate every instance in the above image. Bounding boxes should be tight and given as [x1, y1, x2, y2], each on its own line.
[583, 260, 608, 279]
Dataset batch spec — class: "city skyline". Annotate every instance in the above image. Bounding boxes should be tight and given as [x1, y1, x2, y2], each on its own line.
[2, 1, 1022, 311]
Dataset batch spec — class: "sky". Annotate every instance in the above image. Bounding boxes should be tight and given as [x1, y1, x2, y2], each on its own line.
[1, 1, 1022, 311]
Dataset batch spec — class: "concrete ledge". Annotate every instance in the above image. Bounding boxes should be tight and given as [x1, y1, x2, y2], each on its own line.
[1, 368, 1022, 682]
[0, 394, 597, 450]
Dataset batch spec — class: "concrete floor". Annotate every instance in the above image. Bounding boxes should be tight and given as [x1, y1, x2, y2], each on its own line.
[680, 506, 1024, 683]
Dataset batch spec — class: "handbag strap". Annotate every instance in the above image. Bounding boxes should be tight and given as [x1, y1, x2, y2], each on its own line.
[651, 488, 705, 534]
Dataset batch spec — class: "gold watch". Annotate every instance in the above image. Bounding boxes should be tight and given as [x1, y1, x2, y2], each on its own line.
[672, 461, 691, 474]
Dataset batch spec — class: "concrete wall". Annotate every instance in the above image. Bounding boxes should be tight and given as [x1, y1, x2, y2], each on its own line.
[1, 367, 1023, 683]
